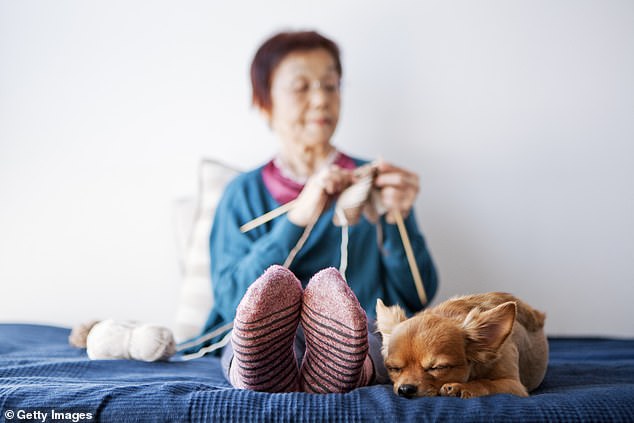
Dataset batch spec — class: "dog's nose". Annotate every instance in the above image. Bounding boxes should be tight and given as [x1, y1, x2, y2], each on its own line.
[398, 384, 417, 398]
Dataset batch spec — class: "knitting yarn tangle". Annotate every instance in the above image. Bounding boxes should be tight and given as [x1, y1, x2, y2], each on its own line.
[333, 162, 385, 227]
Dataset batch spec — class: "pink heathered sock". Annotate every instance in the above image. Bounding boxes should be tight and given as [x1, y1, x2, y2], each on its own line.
[229, 265, 303, 392]
[300, 267, 374, 393]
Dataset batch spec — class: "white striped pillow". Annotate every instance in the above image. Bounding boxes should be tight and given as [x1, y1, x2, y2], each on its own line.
[173, 159, 240, 343]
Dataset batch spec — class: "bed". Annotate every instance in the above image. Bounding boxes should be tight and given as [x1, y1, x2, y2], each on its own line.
[1, 323, 633, 422]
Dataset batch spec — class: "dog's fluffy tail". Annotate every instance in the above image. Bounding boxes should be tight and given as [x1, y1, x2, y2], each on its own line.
[515, 300, 546, 332]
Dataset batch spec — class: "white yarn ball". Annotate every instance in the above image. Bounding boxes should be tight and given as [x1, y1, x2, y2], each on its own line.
[86, 320, 175, 362]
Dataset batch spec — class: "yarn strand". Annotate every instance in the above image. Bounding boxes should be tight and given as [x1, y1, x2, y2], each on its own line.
[283, 200, 325, 268]
[334, 207, 350, 279]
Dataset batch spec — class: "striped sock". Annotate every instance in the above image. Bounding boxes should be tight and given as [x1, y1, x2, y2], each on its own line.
[300, 267, 374, 393]
[229, 265, 303, 392]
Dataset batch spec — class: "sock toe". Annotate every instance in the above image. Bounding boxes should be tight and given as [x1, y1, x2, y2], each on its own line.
[300, 267, 372, 393]
[230, 265, 303, 392]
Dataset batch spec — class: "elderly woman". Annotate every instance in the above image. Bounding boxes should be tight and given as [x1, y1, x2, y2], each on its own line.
[202, 30, 438, 393]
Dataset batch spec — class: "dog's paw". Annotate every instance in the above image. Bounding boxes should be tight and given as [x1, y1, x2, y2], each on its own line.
[440, 383, 475, 399]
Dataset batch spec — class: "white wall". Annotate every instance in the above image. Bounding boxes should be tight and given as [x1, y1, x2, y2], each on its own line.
[1, 0, 633, 337]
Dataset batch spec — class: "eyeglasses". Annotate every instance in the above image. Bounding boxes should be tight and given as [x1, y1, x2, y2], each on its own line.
[285, 78, 341, 97]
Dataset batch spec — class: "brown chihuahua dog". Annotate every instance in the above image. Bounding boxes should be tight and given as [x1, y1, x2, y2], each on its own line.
[376, 292, 548, 398]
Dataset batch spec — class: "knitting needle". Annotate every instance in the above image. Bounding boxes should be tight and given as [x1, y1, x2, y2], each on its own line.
[392, 210, 428, 305]
[240, 199, 297, 233]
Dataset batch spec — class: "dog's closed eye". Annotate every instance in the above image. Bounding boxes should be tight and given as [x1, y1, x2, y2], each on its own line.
[425, 363, 460, 373]
[428, 365, 451, 371]
[386, 366, 402, 374]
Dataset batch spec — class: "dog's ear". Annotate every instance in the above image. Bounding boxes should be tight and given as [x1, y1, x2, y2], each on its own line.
[376, 299, 407, 335]
[463, 301, 516, 363]
[376, 299, 407, 358]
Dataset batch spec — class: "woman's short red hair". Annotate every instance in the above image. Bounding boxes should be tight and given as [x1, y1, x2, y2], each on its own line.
[250, 30, 342, 112]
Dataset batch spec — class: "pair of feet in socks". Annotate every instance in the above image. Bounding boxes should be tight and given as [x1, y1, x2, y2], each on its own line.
[229, 265, 374, 393]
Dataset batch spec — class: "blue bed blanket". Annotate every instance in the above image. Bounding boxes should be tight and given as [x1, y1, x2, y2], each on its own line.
[1, 324, 633, 422]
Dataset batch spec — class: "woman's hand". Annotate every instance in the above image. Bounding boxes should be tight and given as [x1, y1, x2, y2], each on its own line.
[373, 160, 420, 224]
[287, 165, 354, 226]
